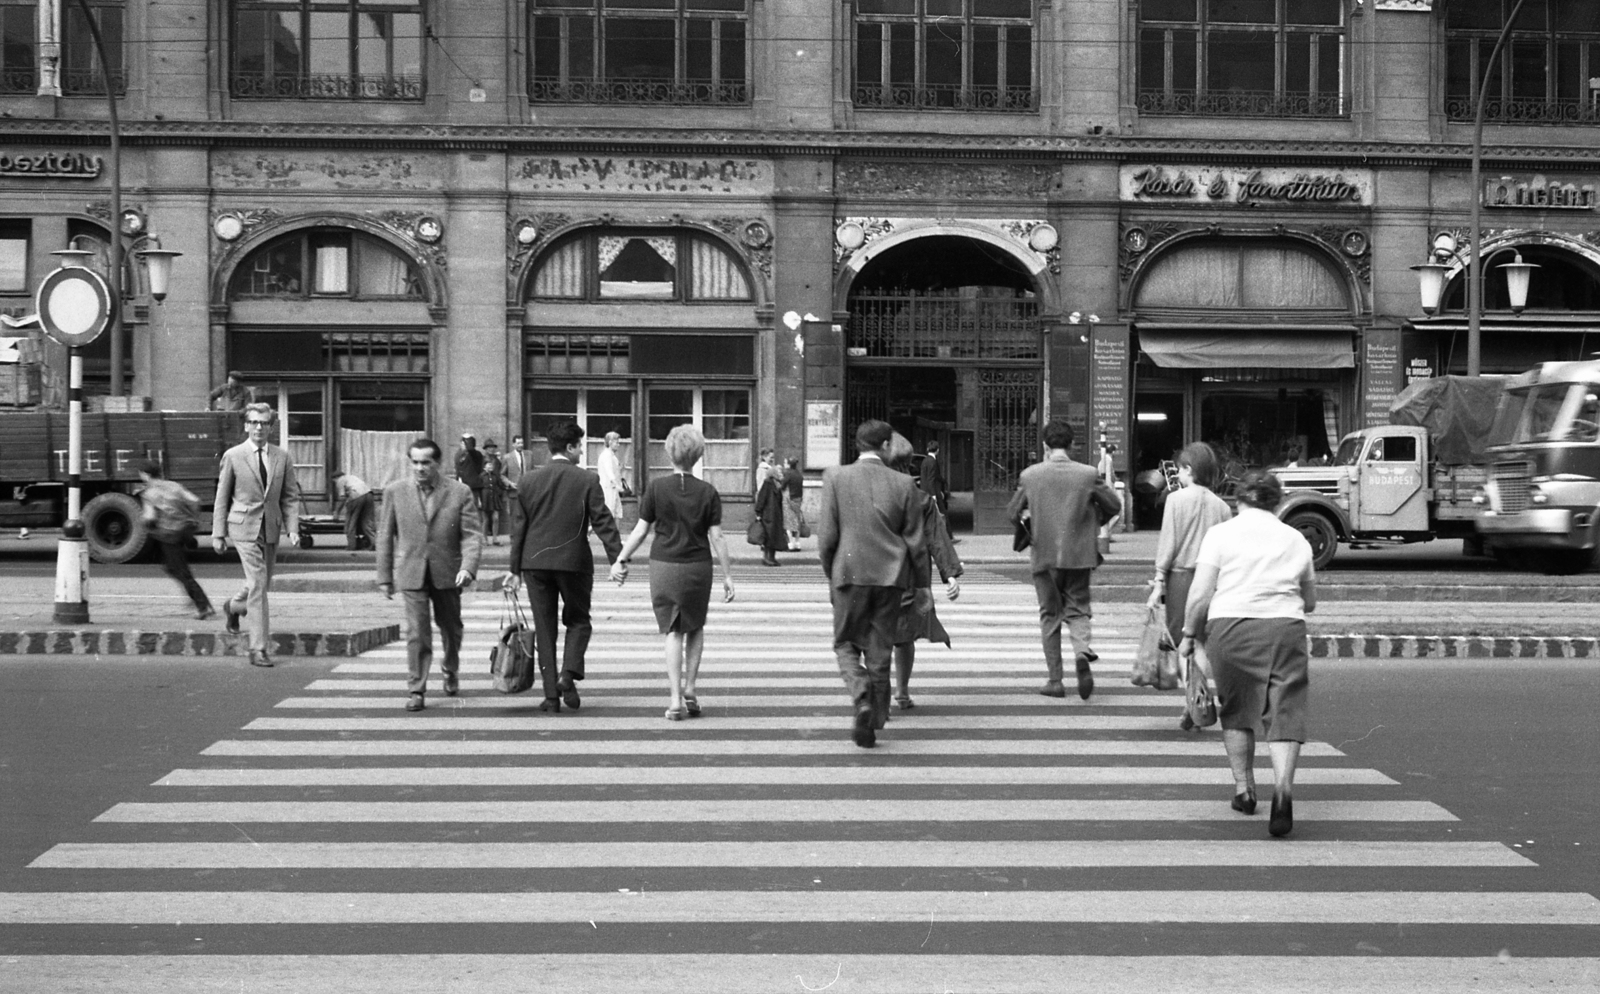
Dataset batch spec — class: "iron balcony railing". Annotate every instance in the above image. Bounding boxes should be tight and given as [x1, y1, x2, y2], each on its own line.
[230, 72, 424, 101]
[853, 83, 1037, 112]
[1446, 96, 1600, 125]
[0, 68, 36, 93]
[529, 77, 749, 105]
[848, 293, 1040, 361]
[1137, 88, 1345, 118]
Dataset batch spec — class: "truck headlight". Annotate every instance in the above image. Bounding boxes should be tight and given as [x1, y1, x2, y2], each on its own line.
[1472, 488, 1488, 506]
[1530, 484, 1549, 505]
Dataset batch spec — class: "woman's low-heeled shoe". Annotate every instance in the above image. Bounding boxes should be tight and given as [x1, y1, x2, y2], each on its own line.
[1231, 790, 1257, 815]
[683, 694, 701, 716]
[665, 706, 687, 721]
[1269, 793, 1293, 837]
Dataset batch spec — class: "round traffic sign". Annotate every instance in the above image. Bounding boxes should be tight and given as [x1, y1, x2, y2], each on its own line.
[36, 266, 111, 347]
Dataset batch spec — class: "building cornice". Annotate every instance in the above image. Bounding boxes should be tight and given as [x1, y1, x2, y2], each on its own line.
[3, 119, 1600, 170]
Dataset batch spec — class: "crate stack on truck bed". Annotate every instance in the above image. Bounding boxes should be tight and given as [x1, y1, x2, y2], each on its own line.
[0, 410, 237, 562]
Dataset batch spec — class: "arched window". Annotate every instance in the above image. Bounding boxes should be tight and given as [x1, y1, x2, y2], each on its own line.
[1134, 240, 1349, 313]
[528, 228, 752, 302]
[229, 229, 423, 299]
[1442, 245, 1600, 312]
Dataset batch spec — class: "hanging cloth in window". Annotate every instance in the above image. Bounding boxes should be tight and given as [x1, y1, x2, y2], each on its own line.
[691, 237, 751, 300]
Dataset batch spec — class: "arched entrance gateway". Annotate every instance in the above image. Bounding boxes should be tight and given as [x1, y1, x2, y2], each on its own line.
[1125, 234, 1364, 528]
[839, 230, 1048, 534]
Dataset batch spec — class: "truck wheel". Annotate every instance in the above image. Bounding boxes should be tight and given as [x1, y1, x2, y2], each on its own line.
[1535, 549, 1596, 576]
[83, 492, 148, 564]
[1286, 511, 1338, 570]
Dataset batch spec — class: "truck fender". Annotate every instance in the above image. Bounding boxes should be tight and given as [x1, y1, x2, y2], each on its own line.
[1276, 494, 1350, 540]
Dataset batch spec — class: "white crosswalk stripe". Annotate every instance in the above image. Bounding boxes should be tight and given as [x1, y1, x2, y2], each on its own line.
[10, 580, 1594, 990]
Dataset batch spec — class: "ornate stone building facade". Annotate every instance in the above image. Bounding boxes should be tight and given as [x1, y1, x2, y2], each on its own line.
[2, 1, 1599, 528]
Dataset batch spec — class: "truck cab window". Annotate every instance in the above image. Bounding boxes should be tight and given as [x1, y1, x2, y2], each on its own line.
[1375, 436, 1416, 462]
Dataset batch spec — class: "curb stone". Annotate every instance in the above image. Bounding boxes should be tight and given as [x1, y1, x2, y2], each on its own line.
[0, 625, 399, 657]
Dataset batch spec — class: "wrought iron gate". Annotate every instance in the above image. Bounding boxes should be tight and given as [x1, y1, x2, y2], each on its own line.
[973, 368, 1041, 534]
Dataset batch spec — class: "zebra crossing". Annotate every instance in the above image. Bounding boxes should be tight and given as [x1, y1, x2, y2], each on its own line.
[9, 577, 1599, 992]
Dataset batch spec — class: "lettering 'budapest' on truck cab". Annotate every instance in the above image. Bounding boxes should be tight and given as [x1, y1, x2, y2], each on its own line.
[1478, 361, 1600, 575]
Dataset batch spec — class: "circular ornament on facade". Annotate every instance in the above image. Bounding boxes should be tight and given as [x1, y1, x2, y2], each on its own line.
[835, 221, 865, 251]
[415, 216, 443, 243]
[514, 218, 539, 245]
[1342, 230, 1369, 257]
[1028, 223, 1059, 253]
[119, 209, 145, 236]
[36, 265, 111, 348]
[213, 214, 245, 242]
[742, 219, 772, 249]
[1123, 228, 1149, 254]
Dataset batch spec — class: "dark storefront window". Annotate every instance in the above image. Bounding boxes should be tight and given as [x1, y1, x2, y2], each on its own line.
[1447, 1, 1600, 124]
[0, 218, 27, 293]
[853, 0, 1036, 112]
[529, 0, 749, 105]
[0, 2, 36, 94]
[1138, 0, 1345, 118]
[230, 230, 424, 300]
[231, 0, 424, 101]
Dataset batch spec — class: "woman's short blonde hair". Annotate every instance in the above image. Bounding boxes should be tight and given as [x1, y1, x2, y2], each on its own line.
[886, 432, 915, 471]
[664, 424, 705, 470]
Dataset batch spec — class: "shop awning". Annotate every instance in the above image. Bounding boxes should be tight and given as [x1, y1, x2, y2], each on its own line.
[1136, 327, 1356, 369]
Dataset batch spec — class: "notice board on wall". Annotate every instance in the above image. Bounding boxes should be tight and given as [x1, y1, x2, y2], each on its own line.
[1362, 327, 1404, 427]
[805, 400, 842, 470]
[1089, 324, 1131, 474]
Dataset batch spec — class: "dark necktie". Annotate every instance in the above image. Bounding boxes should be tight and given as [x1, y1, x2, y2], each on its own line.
[257, 447, 269, 488]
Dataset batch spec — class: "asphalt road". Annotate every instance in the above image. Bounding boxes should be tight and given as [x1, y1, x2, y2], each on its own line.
[1, 574, 1595, 988]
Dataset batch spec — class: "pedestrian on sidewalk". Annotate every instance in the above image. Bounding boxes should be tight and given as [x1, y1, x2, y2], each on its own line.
[782, 455, 805, 551]
[506, 421, 623, 712]
[753, 459, 786, 567]
[887, 433, 961, 711]
[136, 460, 213, 620]
[818, 419, 926, 748]
[454, 432, 486, 518]
[1149, 442, 1231, 728]
[331, 470, 376, 552]
[504, 435, 529, 538]
[480, 440, 506, 544]
[207, 370, 254, 412]
[919, 439, 949, 517]
[610, 425, 736, 721]
[1179, 470, 1317, 838]
[376, 438, 483, 713]
[1007, 419, 1121, 700]
[597, 431, 628, 523]
[212, 402, 301, 668]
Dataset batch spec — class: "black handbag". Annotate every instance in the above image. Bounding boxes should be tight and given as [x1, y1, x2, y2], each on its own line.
[1012, 517, 1032, 553]
[746, 517, 766, 546]
[490, 589, 538, 694]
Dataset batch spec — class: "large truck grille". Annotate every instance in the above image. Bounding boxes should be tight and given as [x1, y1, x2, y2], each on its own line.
[1492, 461, 1533, 514]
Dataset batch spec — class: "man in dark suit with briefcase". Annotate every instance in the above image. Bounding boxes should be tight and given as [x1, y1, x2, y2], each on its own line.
[506, 421, 623, 712]
[817, 419, 927, 748]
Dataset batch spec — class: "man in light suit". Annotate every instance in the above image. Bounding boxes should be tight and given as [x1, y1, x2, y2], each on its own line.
[1007, 419, 1121, 701]
[376, 438, 483, 712]
[212, 402, 302, 668]
[817, 419, 927, 748]
[506, 421, 622, 712]
[504, 435, 529, 537]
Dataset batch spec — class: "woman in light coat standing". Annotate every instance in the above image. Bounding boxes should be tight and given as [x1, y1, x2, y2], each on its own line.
[1149, 442, 1231, 728]
[1180, 471, 1317, 838]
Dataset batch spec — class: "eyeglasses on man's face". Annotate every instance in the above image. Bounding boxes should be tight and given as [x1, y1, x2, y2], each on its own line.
[245, 419, 272, 427]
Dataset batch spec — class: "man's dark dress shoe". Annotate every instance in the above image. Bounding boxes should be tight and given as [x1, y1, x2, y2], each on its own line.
[405, 693, 425, 712]
[223, 602, 246, 634]
[852, 705, 876, 748]
[248, 649, 272, 668]
[560, 682, 581, 710]
[443, 672, 459, 696]
[540, 697, 561, 713]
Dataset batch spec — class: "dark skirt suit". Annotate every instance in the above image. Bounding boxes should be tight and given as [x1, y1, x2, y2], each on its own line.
[640, 473, 723, 634]
[753, 476, 786, 555]
[1205, 617, 1310, 743]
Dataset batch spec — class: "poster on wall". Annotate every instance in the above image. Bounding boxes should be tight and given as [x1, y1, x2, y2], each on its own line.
[1089, 325, 1130, 474]
[1362, 328, 1404, 428]
[805, 400, 842, 470]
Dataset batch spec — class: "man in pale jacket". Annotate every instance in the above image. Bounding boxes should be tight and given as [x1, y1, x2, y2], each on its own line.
[377, 438, 483, 712]
[1007, 419, 1121, 700]
[817, 419, 927, 748]
[212, 402, 301, 668]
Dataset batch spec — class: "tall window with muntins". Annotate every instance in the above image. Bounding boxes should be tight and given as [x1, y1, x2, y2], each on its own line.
[853, 0, 1035, 112]
[63, 0, 125, 95]
[229, 230, 424, 299]
[528, 229, 753, 302]
[1137, 0, 1345, 118]
[0, 2, 35, 94]
[231, 0, 424, 101]
[0, 219, 28, 294]
[1447, 0, 1600, 125]
[529, 0, 749, 105]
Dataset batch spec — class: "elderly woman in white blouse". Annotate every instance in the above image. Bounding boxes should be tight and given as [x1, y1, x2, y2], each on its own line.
[1180, 470, 1317, 838]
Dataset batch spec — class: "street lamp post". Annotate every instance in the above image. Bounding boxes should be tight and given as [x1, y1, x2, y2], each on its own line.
[1463, 0, 1530, 376]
